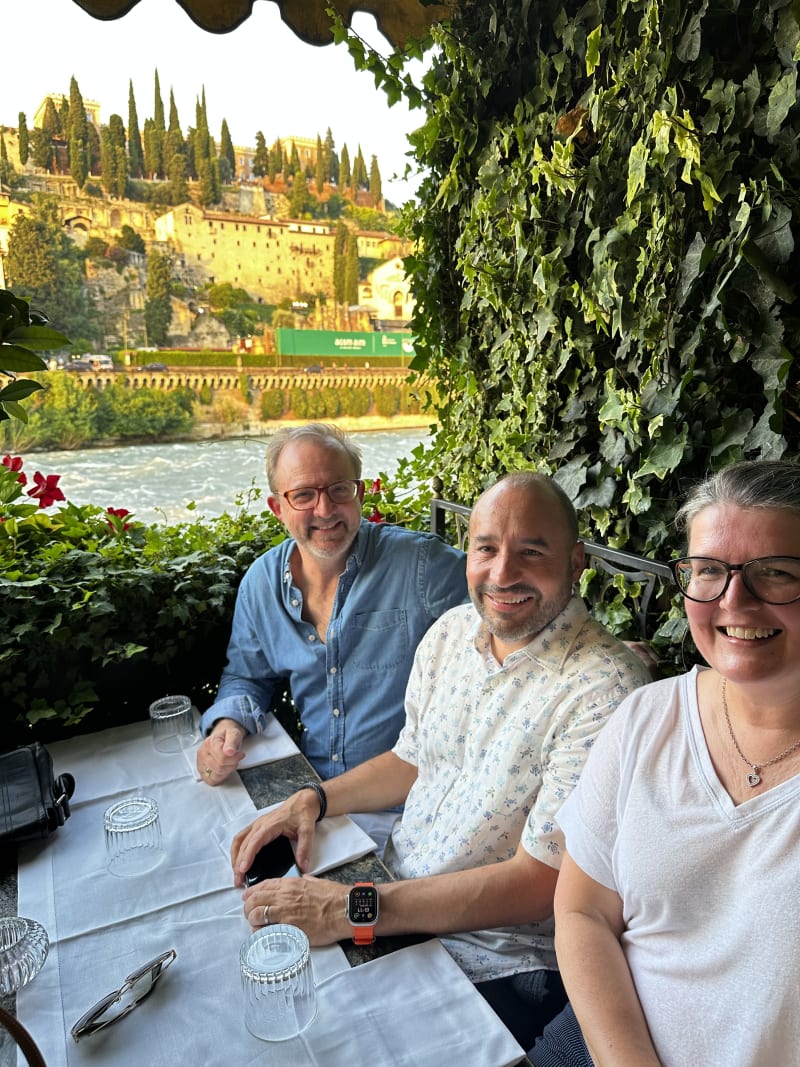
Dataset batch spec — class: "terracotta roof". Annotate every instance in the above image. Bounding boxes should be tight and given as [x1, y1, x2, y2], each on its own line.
[68, 0, 452, 47]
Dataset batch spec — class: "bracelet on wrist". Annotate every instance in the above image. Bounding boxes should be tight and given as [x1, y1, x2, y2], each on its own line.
[299, 781, 327, 822]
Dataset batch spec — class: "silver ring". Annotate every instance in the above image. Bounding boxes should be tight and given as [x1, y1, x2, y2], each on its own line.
[262, 905, 271, 926]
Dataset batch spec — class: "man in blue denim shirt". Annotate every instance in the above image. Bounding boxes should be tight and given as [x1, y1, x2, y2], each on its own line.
[197, 423, 468, 786]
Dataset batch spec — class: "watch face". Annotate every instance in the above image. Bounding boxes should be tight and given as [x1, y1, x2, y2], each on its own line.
[348, 885, 378, 925]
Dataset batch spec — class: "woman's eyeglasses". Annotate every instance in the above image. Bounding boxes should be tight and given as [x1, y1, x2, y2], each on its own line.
[671, 556, 800, 605]
[282, 480, 361, 511]
[70, 949, 176, 1042]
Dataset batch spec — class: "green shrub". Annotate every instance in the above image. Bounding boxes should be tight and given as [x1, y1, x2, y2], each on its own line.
[340, 386, 372, 417]
[198, 382, 213, 405]
[289, 386, 310, 419]
[374, 383, 400, 417]
[320, 386, 341, 418]
[260, 389, 286, 420]
[95, 383, 195, 438]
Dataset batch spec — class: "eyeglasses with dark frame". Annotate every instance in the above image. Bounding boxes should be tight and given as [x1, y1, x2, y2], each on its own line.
[671, 556, 800, 605]
[282, 479, 362, 511]
[70, 949, 177, 1042]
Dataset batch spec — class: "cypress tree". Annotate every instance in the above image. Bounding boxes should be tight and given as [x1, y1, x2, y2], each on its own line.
[368, 155, 382, 208]
[315, 133, 325, 193]
[67, 77, 89, 189]
[17, 114, 28, 166]
[220, 118, 235, 179]
[127, 81, 145, 179]
[340, 143, 351, 191]
[344, 229, 359, 305]
[253, 131, 268, 178]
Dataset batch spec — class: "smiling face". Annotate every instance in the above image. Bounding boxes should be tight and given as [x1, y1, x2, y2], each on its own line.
[267, 438, 364, 562]
[685, 503, 800, 697]
[466, 479, 584, 662]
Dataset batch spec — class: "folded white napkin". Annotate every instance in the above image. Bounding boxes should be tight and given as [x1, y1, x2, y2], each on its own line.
[187, 711, 301, 779]
[213, 802, 377, 876]
[293, 940, 525, 1067]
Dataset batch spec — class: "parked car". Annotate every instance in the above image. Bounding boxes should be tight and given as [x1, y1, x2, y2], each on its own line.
[304, 364, 323, 373]
[88, 354, 114, 370]
[141, 362, 169, 372]
[64, 359, 93, 372]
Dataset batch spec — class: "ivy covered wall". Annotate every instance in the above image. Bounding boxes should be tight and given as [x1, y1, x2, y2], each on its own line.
[401, 0, 798, 559]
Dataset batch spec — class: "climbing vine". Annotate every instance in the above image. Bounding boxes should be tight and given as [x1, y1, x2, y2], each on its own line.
[334, 0, 799, 652]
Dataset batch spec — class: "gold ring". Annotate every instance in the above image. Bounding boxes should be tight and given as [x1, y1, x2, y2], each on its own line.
[263, 905, 271, 926]
[204, 767, 213, 778]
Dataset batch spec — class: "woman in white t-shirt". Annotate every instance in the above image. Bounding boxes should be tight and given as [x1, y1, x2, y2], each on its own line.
[530, 459, 800, 1067]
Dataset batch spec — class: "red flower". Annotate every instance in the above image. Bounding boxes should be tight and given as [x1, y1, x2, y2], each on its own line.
[106, 507, 131, 531]
[371, 478, 382, 494]
[26, 471, 66, 509]
[2, 454, 27, 486]
[367, 506, 385, 524]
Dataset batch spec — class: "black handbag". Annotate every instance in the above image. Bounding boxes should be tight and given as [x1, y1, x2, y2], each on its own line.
[0, 742, 75, 845]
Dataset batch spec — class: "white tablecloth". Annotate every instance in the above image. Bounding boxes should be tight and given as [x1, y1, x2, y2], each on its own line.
[15, 724, 524, 1067]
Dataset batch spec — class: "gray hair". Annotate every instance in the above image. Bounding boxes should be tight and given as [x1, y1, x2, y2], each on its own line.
[675, 459, 800, 533]
[490, 470, 579, 543]
[266, 423, 362, 492]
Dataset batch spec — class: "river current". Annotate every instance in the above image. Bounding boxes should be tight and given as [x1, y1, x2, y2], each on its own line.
[19, 429, 429, 525]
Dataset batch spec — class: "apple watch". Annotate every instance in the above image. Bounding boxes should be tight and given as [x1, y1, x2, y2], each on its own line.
[346, 882, 379, 945]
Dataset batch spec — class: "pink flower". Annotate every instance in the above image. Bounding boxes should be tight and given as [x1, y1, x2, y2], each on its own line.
[106, 507, 131, 531]
[26, 471, 66, 509]
[2, 454, 27, 486]
[367, 506, 384, 524]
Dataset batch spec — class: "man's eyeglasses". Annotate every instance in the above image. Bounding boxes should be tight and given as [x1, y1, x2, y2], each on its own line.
[70, 949, 176, 1042]
[282, 480, 361, 511]
[671, 556, 800, 605]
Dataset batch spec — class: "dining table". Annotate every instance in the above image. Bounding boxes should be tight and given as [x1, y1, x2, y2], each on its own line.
[0, 716, 530, 1066]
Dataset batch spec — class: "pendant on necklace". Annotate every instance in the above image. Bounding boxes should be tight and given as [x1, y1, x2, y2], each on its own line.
[747, 769, 761, 787]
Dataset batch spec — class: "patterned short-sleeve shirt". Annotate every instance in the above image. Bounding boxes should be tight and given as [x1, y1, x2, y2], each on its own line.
[383, 596, 650, 981]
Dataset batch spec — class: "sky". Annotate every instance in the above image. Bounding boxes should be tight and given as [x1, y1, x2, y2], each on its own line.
[1, 0, 429, 205]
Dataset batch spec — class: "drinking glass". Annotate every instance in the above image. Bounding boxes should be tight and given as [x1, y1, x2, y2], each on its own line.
[104, 796, 165, 877]
[0, 917, 49, 995]
[148, 694, 196, 753]
[240, 924, 317, 1041]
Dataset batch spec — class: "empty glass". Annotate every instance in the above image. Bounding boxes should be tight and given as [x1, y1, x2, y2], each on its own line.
[240, 924, 317, 1041]
[0, 916, 49, 995]
[149, 694, 196, 753]
[104, 796, 165, 877]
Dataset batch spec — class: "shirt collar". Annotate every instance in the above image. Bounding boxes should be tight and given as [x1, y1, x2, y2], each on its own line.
[470, 596, 590, 672]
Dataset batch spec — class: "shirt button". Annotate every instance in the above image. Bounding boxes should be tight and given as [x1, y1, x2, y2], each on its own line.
[332, 708, 340, 717]
[308, 634, 316, 642]
[329, 666, 337, 674]
[291, 598, 299, 607]
[332, 754, 340, 762]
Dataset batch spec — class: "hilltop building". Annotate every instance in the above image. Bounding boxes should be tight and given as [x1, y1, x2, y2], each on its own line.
[154, 203, 335, 304]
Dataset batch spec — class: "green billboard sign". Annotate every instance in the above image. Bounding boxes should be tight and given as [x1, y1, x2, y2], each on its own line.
[275, 329, 415, 359]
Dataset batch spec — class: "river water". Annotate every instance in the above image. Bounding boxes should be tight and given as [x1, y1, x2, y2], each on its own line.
[17, 429, 430, 525]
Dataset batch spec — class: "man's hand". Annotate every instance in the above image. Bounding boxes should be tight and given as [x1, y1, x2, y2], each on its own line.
[231, 788, 322, 885]
[243, 875, 351, 944]
[196, 719, 246, 785]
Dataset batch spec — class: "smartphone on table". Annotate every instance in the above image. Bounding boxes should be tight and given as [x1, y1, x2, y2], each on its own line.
[243, 835, 296, 887]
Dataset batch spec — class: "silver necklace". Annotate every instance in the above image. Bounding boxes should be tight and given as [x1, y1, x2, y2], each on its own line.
[721, 679, 800, 787]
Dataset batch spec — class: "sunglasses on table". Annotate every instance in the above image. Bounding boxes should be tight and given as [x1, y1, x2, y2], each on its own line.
[671, 556, 800, 604]
[70, 949, 176, 1042]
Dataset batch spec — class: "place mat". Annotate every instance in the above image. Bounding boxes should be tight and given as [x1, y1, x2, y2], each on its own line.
[186, 711, 301, 780]
[17, 900, 349, 1067]
[19, 918, 521, 1067]
[48, 720, 203, 804]
[213, 803, 377, 876]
